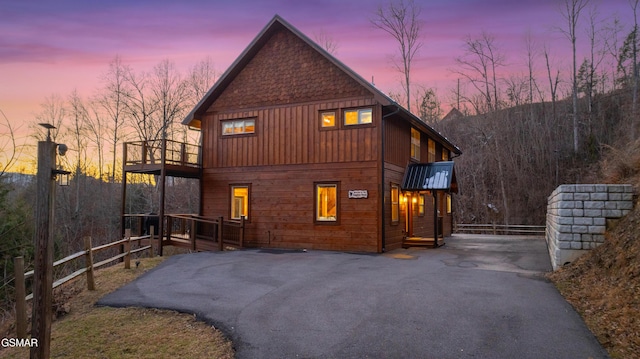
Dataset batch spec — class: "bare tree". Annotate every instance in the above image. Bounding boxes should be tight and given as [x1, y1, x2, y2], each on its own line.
[371, 0, 423, 111]
[122, 66, 157, 143]
[84, 100, 106, 181]
[150, 59, 190, 142]
[453, 32, 505, 114]
[544, 44, 561, 124]
[187, 57, 218, 106]
[33, 94, 66, 141]
[631, 0, 639, 140]
[96, 56, 130, 182]
[314, 30, 339, 55]
[559, 0, 590, 153]
[602, 16, 624, 92]
[0, 109, 19, 177]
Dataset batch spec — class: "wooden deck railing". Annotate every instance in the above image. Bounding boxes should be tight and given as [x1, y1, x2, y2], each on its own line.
[13, 229, 154, 339]
[123, 213, 245, 252]
[166, 214, 245, 251]
[454, 223, 545, 236]
[123, 139, 200, 167]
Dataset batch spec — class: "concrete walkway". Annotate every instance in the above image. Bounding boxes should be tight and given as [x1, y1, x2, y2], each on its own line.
[98, 234, 609, 359]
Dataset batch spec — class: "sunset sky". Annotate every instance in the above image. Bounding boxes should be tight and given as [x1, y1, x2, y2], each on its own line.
[0, 0, 635, 169]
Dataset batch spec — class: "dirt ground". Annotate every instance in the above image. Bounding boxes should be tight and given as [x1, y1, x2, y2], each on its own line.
[548, 205, 640, 359]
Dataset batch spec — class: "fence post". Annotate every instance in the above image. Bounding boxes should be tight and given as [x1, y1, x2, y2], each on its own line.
[149, 225, 155, 258]
[218, 216, 224, 251]
[190, 217, 196, 251]
[14, 256, 26, 339]
[84, 237, 95, 291]
[124, 229, 131, 269]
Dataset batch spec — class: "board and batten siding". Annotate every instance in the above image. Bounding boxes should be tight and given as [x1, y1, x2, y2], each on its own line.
[202, 98, 380, 168]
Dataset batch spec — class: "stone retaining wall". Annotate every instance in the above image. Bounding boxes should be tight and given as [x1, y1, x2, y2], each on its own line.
[546, 184, 635, 270]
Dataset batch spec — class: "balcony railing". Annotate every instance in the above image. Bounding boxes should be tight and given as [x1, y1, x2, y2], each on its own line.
[124, 139, 200, 168]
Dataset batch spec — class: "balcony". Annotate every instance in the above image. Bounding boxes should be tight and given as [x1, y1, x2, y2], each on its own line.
[123, 139, 201, 178]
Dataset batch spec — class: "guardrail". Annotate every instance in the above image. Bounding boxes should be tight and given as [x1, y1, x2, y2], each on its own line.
[123, 139, 200, 168]
[454, 223, 546, 235]
[13, 228, 154, 339]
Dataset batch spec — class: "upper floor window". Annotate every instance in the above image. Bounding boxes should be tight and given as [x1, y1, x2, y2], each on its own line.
[222, 118, 255, 136]
[428, 139, 436, 162]
[411, 128, 420, 161]
[321, 111, 336, 128]
[344, 108, 372, 126]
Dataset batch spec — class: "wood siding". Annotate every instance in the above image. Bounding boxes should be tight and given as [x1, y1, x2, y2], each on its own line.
[202, 98, 380, 168]
[201, 162, 379, 252]
[384, 117, 448, 166]
[208, 28, 371, 112]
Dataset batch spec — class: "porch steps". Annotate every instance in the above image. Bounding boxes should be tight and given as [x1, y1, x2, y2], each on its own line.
[402, 237, 445, 248]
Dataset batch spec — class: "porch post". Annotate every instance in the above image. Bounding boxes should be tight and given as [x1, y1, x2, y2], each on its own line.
[433, 190, 439, 248]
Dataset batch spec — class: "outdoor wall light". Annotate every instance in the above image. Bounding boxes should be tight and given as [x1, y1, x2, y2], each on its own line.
[52, 168, 71, 186]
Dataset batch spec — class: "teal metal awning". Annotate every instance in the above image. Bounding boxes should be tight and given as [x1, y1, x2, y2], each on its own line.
[401, 161, 457, 192]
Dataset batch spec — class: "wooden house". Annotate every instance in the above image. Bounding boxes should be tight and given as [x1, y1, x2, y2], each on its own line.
[182, 15, 461, 253]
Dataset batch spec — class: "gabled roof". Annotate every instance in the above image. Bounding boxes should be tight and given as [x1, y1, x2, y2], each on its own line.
[182, 15, 461, 156]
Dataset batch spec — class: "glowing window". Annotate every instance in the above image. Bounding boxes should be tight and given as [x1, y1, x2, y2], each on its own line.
[391, 184, 399, 223]
[428, 139, 436, 162]
[344, 108, 372, 126]
[316, 183, 338, 222]
[411, 128, 420, 161]
[321, 111, 336, 128]
[231, 185, 249, 220]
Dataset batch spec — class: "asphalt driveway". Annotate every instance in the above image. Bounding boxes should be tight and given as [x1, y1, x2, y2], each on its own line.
[98, 234, 608, 359]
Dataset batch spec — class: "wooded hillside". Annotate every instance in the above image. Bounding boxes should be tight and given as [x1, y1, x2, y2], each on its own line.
[439, 88, 635, 226]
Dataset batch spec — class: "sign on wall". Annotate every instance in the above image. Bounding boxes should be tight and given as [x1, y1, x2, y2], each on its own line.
[348, 190, 368, 199]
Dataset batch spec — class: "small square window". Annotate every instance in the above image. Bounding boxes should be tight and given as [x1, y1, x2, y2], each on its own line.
[321, 111, 336, 128]
[344, 108, 372, 126]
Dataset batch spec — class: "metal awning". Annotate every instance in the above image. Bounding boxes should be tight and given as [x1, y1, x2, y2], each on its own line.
[401, 161, 457, 192]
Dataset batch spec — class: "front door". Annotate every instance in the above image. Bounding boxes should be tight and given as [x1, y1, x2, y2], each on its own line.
[405, 193, 414, 237]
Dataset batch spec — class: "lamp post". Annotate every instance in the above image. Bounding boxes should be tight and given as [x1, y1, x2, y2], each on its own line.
[31, 123, 67, 359]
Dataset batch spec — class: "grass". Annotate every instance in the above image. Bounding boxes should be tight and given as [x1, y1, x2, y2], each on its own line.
[0, 254, 235, 359]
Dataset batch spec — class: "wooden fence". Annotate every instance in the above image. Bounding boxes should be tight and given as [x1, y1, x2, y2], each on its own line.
[13, 228, 155, 339]
[454, 223, 546, 236]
